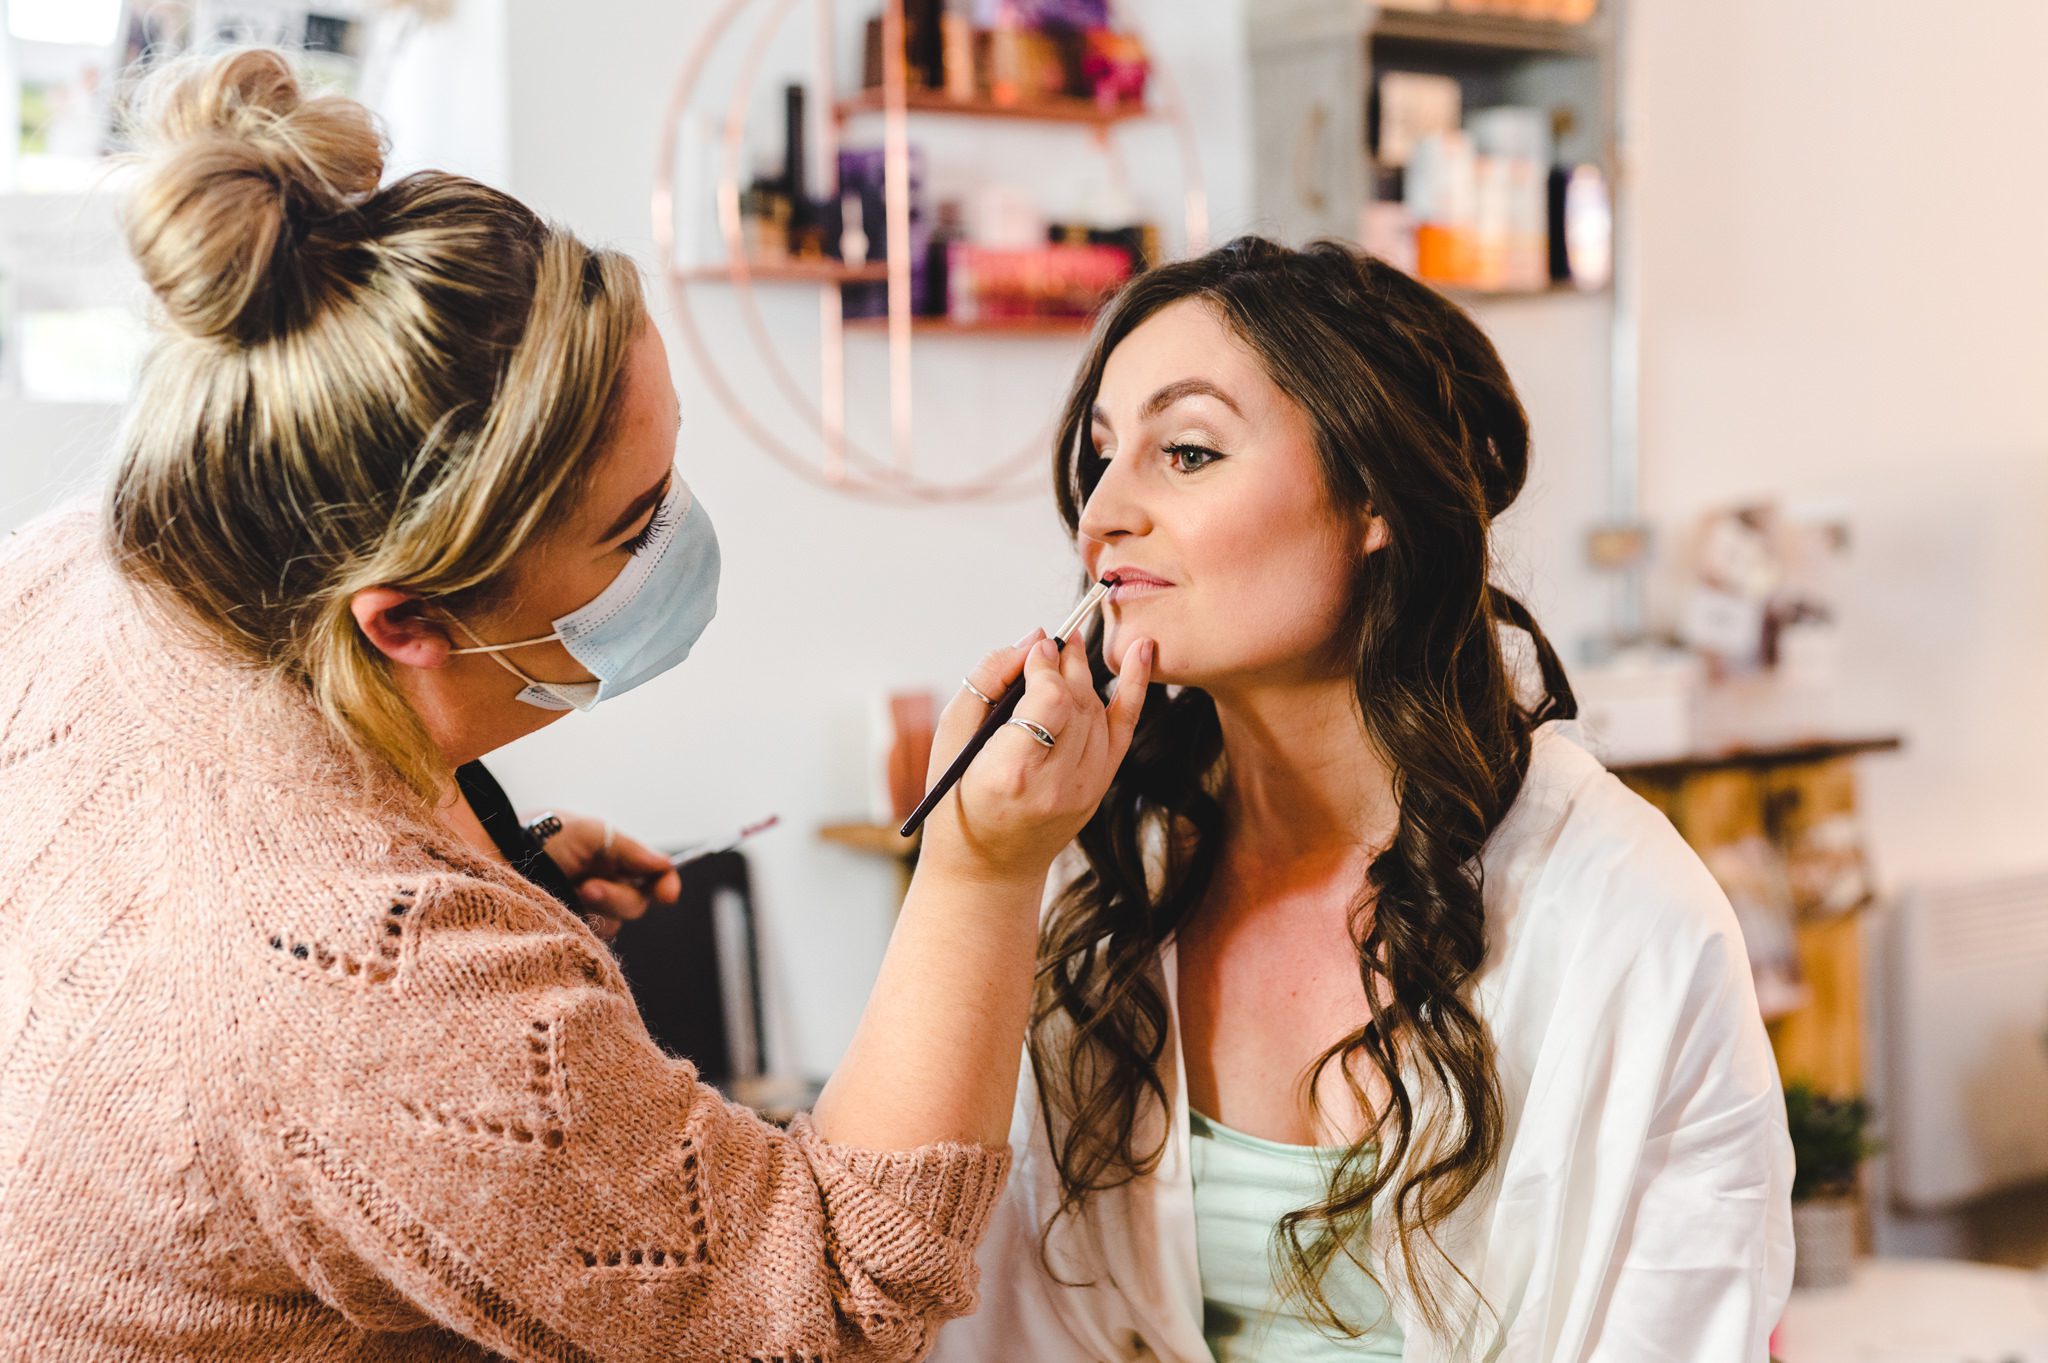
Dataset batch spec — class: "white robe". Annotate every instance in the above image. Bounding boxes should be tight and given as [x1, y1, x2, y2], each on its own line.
[934, 724, 1795, 1362]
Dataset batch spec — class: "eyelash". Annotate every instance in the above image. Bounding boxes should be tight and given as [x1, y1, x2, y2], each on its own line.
[621, 499, 674, 556]
[1086, 442, 1226, 477]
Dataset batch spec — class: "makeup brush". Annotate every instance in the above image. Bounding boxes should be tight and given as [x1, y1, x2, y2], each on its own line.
[668, 814, 781, 872]
[898, 579, 1112, 838]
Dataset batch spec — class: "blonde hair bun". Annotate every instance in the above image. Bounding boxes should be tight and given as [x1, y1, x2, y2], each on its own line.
[123, 48, 385, 343]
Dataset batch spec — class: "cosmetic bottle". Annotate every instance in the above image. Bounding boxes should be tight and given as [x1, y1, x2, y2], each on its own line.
[1469, 105, 1550, 292]
[923, 200, 963, 316]
[1562, 162, 1612, 290]
[1411, 130, 1477, 286]
[838, 188, 870, 268]
[942, 0, 978, 99]
[990, 0, 1023, 106]
[741, 181, 791, 262]
[781, 83, 812, 246]
[906, 0, 945, 90]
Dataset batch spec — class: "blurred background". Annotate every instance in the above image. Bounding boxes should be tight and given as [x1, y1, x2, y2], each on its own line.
[2, 1, 2044, 1352]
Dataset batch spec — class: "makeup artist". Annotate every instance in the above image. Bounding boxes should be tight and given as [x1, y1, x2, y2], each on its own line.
[0, 50, 1153, 1363]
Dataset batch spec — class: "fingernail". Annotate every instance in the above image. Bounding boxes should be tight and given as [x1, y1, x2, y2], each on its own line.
[1035, 639, 1058, 662]
[1143, 639, 1157, 665]
[578, 882, 604, 904]
[1016, 626, 1044, 648]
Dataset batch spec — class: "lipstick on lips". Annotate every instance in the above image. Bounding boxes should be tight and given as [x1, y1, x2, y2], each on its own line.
[1102, 566, 1173, 603]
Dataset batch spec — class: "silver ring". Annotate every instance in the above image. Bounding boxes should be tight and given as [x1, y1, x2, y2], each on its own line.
[1005, 717, 1056, 750]
[962, 676, 997, 708]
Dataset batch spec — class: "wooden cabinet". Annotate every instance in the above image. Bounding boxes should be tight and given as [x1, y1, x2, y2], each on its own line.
[1615, 737, 1902, 1096]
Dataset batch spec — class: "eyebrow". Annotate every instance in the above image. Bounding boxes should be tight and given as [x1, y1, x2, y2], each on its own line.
[1091, 378, 1244, 427]
[599, 468, 672, 543]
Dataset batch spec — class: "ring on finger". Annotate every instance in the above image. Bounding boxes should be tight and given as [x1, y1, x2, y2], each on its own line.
[1006, 717, 1056, 750]
[962, 676, 997, 708]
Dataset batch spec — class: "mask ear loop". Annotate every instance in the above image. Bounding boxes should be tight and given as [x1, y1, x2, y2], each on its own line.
[447, 632, 562, 656]
[443, 616, 561, 691]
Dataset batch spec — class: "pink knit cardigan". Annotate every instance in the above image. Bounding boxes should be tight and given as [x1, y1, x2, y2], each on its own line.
[0, 507, 1010, 1362]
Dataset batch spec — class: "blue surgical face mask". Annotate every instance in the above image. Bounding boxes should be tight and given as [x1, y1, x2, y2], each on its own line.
[447, 472, 720, 712]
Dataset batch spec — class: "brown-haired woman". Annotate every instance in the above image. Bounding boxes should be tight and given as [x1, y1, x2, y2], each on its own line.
[931, 237, 1793, 1363]
[0, 50, 1155, 1362]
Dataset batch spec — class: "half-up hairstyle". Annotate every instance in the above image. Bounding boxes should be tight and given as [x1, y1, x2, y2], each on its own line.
[106, 48, 647, 797]
[1035, 236, 1575, 1341]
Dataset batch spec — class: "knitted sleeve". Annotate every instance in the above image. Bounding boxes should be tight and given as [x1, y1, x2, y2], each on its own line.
[228, 870, 1011, 1363]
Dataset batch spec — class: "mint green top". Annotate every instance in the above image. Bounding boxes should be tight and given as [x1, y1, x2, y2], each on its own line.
[1186, 1108, 1405, 1362]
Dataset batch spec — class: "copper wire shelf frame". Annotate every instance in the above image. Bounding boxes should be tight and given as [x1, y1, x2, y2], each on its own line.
[652, 0, 1210, 503]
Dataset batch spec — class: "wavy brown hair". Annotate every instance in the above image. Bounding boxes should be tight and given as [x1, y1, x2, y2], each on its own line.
[1033, 236, 1575, 1340]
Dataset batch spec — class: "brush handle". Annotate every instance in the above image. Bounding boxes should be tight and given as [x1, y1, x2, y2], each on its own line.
[897, 660, 1034, 838]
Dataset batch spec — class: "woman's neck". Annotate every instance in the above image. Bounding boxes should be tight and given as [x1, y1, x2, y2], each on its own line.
[1209, 675, 1400, 876]
[433, 767, 507, 864]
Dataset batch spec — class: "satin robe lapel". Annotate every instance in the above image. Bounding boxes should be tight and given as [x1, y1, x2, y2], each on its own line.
[1113, 939, 1216, 1363]
[1026, 941, 1212, 1363]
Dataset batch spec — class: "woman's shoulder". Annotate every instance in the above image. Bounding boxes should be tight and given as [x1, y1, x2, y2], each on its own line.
[1485, 722, 1737, 968]
[183, 780, 613, 1086]
[0, 500, 109, 640]
[0, 496, 98, 563]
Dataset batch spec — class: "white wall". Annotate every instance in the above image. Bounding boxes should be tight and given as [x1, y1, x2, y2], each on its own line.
[1629, 0, 2048, 887]
[370, 0, 511, 187]
[0, 399, 121, 519]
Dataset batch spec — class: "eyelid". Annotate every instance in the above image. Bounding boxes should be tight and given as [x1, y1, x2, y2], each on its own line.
[628, 474, 674, 535]
[615, 474, 675, 551]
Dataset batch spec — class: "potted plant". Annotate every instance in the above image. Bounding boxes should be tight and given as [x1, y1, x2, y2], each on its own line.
[1784, 1080, 1879, 1289]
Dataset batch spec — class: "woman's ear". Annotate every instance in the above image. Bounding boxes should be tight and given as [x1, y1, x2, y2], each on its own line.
[1361, 510, 1392, 558]
[351, 588, 454, 669]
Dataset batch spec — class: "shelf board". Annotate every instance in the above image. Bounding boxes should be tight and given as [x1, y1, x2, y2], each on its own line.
[819, 821, 919, 859]
[1369, 9, 1599, 57]
[844, 315, 1093, 336]
[675, 260, 889, 285]
[836, 88, 1150, 127]
[1439, 281, 1605, 302]
[1610, 735, 1904, 784]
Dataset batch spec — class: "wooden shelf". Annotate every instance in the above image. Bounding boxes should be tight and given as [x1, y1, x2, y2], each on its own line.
[676, 260, 889, 285]
[1369, 9, 1599, 57]
[1610, 736, 1903, 784]
[1440, 282, 1607, 302]
[836, 88, 1150, 128]
[844, 315, 1093, 336]
[819, 821, 919, 859]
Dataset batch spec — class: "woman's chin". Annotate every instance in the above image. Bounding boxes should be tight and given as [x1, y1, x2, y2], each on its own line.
[1104, 634, 1188, 689]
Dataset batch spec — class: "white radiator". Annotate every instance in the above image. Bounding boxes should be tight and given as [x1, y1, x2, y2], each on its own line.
[1886, 872, 2048, 1211]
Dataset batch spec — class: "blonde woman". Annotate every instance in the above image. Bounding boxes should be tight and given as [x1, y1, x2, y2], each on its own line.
[0, 50, 1152, 1362]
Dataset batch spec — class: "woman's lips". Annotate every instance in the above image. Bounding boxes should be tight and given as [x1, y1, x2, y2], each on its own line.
[1106, 574, 1172, 604]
